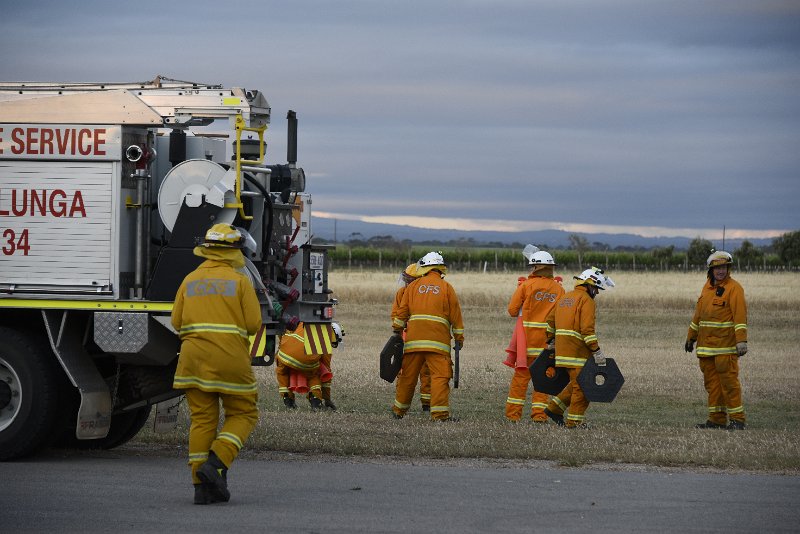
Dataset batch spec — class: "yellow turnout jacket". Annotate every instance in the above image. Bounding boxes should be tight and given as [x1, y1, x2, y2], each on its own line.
[687, 275, 747, 358]
[551, 285, 599, 368]
[393, 270, 464, 356]
[171, 257, 261, 395]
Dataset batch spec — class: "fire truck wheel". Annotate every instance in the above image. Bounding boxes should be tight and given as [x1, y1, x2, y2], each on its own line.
[0, 327, 62, 461]
[56, 405, 153, 450]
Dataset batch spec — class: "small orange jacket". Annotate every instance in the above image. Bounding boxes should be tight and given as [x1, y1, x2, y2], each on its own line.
[277, 322, 322, 371]
[551, 285, 599, 368]
[171, 259, 262, 395]
[393, 270, 464, 356]
[507, 274, 565, 357]
[687, 275, 747, 357]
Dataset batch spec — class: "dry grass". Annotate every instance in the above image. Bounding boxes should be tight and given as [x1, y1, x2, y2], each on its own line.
[135, 270, 800, 472]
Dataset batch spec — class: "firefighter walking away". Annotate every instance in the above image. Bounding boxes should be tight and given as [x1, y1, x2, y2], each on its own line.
[171, 224, 262, 504]
[391, 252, 465, 421]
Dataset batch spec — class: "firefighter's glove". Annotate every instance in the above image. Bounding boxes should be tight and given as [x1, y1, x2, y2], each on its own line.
[736, 342, 748, 357]
[592, 350, 606, 366]
[454, 341, 463, 351]
[684, 339, 695, 353]
[546, 339, 555, 351]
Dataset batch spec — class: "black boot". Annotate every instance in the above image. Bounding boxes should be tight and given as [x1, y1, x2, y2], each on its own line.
[544, 408, 565, 426]
[324, 399, 337, 411]
[695, 420, 726, 429]
[194, 483, 212, 505]
[421, 404, 430, 412]
[283, 394, 297, 409]
[309, 396, 323, 410]
[726, 420, 746, 430]
[197, 451, 230, 503]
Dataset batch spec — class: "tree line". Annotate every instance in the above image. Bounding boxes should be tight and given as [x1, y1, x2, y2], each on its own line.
[322, 230, 800, 272]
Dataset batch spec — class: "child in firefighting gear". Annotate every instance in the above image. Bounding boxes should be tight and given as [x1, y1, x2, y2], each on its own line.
[685, 251, 748, 430]
[171, 224, 262, 505]
[544, 267, 614, 428]
[504, 247, 564, 422]
[391, 252, 465, 421]
[392, 262, 432, 411]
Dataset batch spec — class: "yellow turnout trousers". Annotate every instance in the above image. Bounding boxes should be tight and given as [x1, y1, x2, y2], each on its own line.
[185, 389, 258, 484]
[393, 352, 452, 420]
[699, 355, 745, 425]
[545, 368, 589, 428]
[505, 356, 550, 421]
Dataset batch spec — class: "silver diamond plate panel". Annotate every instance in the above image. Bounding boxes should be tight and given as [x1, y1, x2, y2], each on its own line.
[94, 312, 149, 353]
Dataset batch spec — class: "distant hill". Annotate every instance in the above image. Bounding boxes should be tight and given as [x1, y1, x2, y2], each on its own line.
[310, 217, 774, 251]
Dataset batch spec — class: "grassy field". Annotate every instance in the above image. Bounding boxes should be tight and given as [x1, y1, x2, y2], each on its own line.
[136, 270, 800, 472]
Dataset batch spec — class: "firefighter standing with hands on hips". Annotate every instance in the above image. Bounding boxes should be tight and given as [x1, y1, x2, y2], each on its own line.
[392, 252, 464, 421]
[544, 267, 614, 428]
[685, 251, 748, 430]
[392, 262, 432, 411]
[504, 247, 564, 422]
[171, 223, 261, 505]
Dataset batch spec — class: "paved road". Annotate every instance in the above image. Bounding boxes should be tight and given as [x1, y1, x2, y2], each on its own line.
[1, 448, 798, 533]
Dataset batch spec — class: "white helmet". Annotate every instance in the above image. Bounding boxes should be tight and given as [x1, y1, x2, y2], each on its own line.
[574, 267, 614, 290]
[529, 250, 556, 266]
[331, 322, 344, 346]
[419, 251, 445, 267]
[706, 250, 733, 268]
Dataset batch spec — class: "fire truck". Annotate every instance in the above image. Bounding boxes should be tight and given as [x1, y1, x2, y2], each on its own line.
[0, 76, 335, 460]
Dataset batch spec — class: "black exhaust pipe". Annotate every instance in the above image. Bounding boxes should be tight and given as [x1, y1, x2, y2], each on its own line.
[287, 110, 297, 165]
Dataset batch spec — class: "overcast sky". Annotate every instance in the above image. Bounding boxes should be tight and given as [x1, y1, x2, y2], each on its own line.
[2, 0, 798, 240]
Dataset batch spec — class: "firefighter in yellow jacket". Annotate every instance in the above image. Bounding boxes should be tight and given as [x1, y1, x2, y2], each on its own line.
[505, 249, 564, 422]
[171, 224, 262, 505]
[392, 262, 432, 411]
[544, 267, 613, 428]
[392, 252, 464, 421]
[685, 251, 748, 430]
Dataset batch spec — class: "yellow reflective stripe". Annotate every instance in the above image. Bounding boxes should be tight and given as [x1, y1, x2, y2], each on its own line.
[708, 405, 727, 413]
[734, 324, 747, 331]
[173, 376, 257, 394]
[584, 334, 598, 344]
[430, 406, 449, 413]
[556, 329, 583, 340]
[279, 386, 291, 394]
[392, 318, 406, 327]
[527, 347, 544, 357]
[286, 332, 304, 343]
[189, 452, 209, 463]
[699, 321, 734, 328]
[394, 399, 410, 409]
[696, 346, 736, 356]
[555, 356, 586, 367]
[532, 402, 549, 409]
[277, 351, 319, 371]
[404, 340, 451, 353]
[420, 393, 431, 400]
[567, 413, 585, 422]
[181, 323, 248, 338]
[0, 298, 172, 311]
[523, 321, 548, 329]
[408, 314, 451, 328]
[689, 322, 699, 331]
[452, 328, 464, 335]
[546, 325, 555, 334]
[552, 398, 567, 411]
[506, 397, 525, 405]
[218, 432, 244, 450]
[728, 405, 744, 414]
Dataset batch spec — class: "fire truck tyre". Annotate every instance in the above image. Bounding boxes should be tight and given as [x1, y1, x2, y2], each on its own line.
[0, 327, 62, 461]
